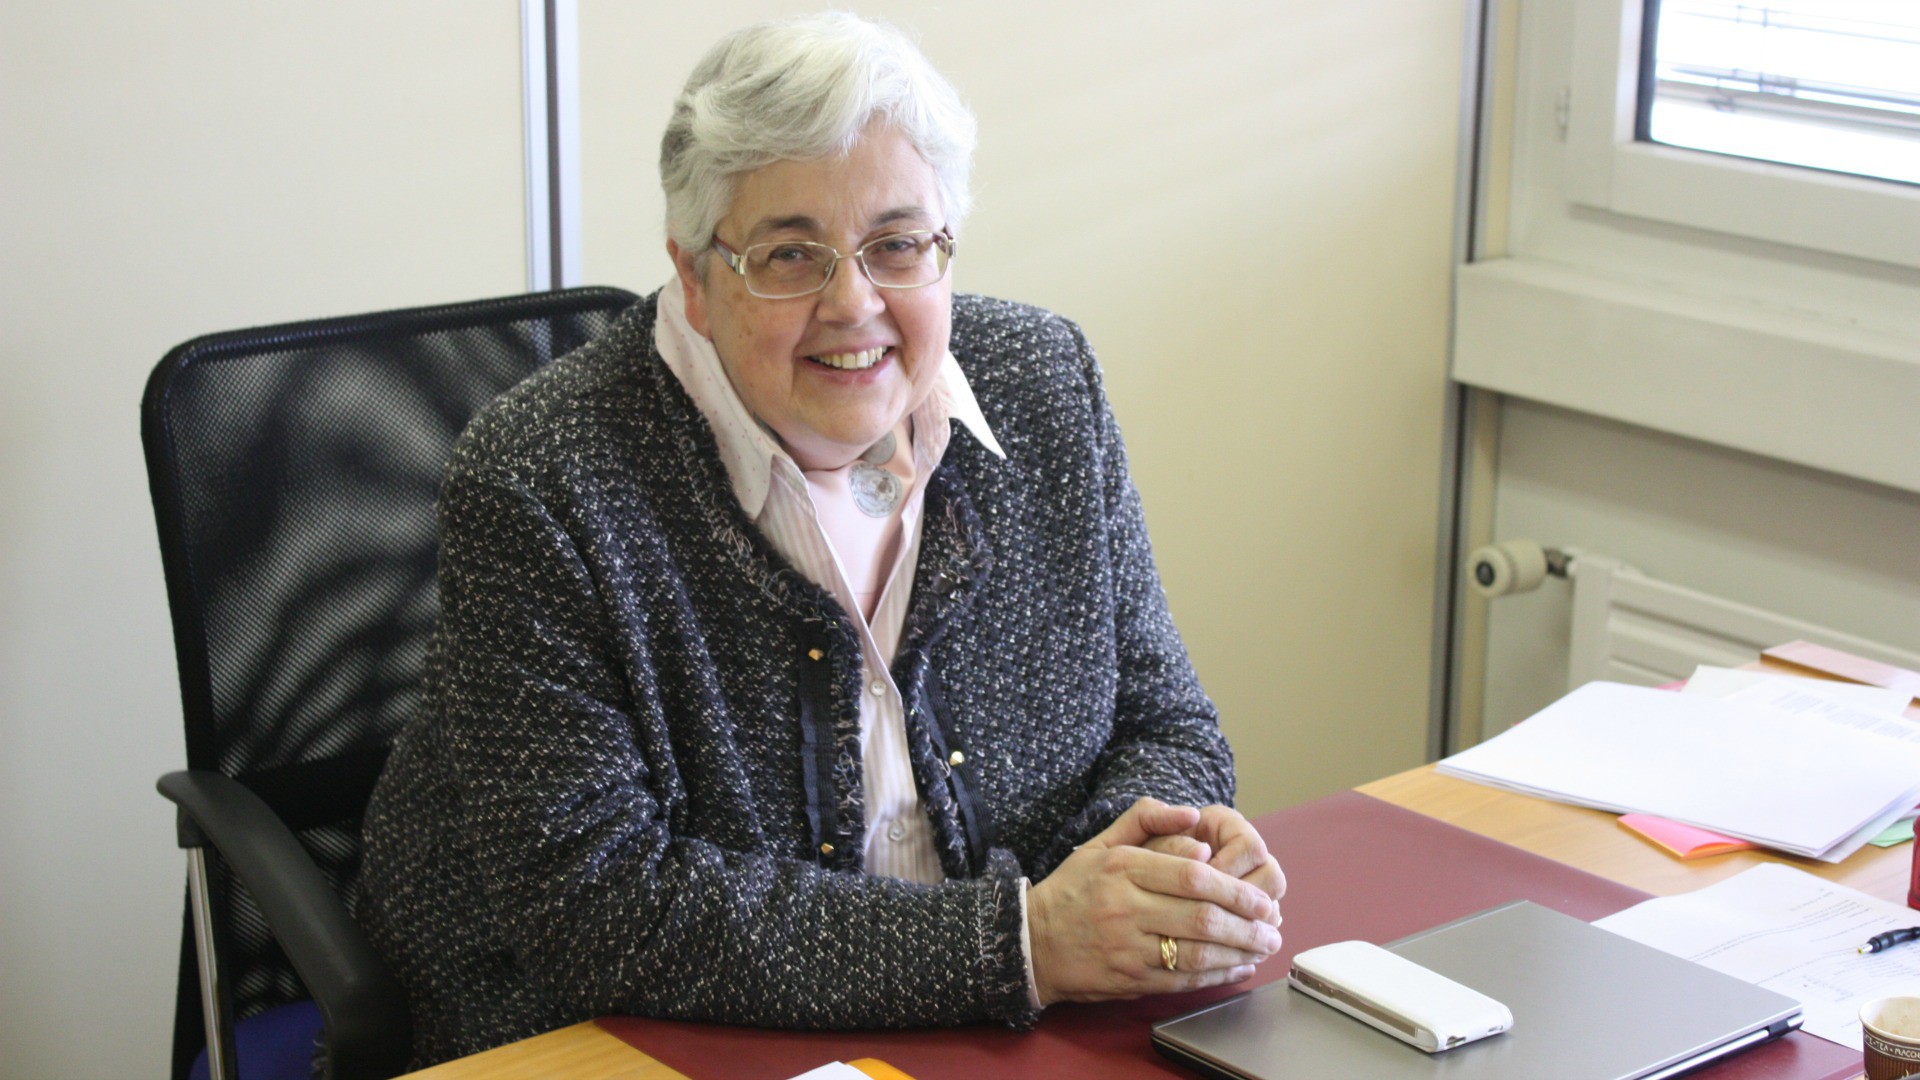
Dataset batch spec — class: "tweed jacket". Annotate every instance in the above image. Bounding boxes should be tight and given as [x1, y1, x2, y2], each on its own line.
[358, 291, 1236, 1065]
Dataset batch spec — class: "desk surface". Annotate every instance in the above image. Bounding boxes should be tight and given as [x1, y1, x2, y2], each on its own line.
[401, 663, 1915, 1080]
[400, 1020, 675, 1080]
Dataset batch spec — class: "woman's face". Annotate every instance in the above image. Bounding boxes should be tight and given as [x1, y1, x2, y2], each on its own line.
[671, 125, 953, 472]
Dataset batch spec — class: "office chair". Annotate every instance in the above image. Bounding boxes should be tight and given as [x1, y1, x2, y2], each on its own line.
[142, 286, 639, 1080]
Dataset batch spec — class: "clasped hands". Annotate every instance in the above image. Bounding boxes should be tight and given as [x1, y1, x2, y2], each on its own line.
[1029, 798, 1287, 1006]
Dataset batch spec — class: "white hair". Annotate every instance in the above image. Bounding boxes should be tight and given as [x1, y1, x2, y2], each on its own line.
[660, 12, 977, 258]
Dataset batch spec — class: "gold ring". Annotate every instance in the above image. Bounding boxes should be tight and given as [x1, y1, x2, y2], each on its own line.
[1160, 934, 1179, 972]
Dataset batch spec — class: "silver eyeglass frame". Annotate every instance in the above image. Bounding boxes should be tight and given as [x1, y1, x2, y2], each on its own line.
[710, 229, 957, 300]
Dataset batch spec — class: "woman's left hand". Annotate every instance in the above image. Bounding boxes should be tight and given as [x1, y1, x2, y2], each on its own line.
[1140, 805, 1285, 925]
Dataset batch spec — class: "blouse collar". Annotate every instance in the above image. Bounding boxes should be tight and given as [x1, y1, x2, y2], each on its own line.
[652, 281, 1005, 518]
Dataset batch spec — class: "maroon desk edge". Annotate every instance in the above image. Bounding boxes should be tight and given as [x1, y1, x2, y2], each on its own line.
[597, 790, 1858, 1080]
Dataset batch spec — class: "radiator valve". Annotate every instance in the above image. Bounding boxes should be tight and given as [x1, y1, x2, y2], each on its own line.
[1465, 539, 1572, 598]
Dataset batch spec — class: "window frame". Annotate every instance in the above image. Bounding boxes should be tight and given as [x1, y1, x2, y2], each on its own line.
[1564, 0, 1920, 270]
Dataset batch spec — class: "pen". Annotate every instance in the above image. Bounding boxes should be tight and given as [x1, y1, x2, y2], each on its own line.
[1858, 928, 1920, 954]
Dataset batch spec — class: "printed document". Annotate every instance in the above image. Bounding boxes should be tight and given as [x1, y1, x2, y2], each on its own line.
[1722, 679, 1920, 745]
[1595, 863, 1920, 1049]
[1682, 666, 1914, 718]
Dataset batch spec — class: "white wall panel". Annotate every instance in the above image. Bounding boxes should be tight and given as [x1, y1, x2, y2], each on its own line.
[1479, 402, 1920, 735]
[1463, 2, 1920, 737]
[1455, 259, 1920, 495]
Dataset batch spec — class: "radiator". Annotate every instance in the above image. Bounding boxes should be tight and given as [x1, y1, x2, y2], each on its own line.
[1563, 552, 1920, 691]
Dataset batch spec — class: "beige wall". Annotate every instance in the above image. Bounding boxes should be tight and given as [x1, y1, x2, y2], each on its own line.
[0, 2, 1466, 1073]
[0, 5, 526, 1075]
[581, 0, 1465, 816]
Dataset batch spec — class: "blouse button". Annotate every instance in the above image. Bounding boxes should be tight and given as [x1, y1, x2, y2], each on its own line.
[886, 820, 908, 843]
[869, 680, 886, 697]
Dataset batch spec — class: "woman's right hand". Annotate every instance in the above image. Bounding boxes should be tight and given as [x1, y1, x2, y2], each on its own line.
[1028, 798, 1283, 1006]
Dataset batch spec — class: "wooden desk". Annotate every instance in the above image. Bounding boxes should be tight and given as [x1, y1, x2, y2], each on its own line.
[402, 660, 1918, 1080]
[400, 1020, 678, 1080]
[401, 766, 1912, 1079]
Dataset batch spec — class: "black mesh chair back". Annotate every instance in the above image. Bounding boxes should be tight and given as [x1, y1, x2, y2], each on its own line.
[143, 287, 638, 1079]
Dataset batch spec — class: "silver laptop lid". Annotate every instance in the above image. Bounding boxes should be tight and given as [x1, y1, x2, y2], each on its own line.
[1152, 901, 1802, 1080]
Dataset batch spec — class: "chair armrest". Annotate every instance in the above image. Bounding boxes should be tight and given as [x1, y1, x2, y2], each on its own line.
[158, 769, 411, 1080]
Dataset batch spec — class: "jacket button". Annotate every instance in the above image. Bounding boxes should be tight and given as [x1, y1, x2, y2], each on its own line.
[807, 648, 824, 661]
[818, 842, 834, 856]
[948, 750, 965, 767]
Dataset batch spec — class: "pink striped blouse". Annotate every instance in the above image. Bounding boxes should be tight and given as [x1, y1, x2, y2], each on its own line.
[652, 283, 1007, 884]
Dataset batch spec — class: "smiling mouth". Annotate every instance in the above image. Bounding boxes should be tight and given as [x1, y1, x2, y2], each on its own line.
[808, 346, 888, 371]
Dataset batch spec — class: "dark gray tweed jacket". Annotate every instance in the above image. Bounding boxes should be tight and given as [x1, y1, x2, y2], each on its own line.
[358, 291, 1235, 1065]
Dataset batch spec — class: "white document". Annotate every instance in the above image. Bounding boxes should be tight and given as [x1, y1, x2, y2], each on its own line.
[1718, 679, 1920, 851]
[1595, 863, 1920, 1049]
[1670, 673, 1919, 853]
[785, 1065, 872, 1080]
[1724, 680, 1920, 745]
[1683, 665, 1914, 719]
[1814, 797, 1920, 865]
[1437, 682, 1920, 858]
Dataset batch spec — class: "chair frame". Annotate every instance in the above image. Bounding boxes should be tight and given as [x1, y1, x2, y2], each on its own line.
[143, 288, 639, 1080]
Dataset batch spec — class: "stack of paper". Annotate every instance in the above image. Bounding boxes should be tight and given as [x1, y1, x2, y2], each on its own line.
[1438, 681, 1920, 861]
[1615, 667, 1920, 858]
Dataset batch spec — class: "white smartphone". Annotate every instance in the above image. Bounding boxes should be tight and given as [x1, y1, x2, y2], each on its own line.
[1287, 940, 1514, 1053]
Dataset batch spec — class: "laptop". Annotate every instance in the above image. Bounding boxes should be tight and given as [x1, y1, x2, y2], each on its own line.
[1152, 901, 1803, 1080]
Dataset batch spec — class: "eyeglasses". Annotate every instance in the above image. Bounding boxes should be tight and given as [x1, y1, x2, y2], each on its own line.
[710, 229, 956, 300]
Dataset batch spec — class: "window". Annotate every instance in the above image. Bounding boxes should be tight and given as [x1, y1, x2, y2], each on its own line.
[1644, 1, 1920, 187]
[1446, 0, 1920, 497]
[1563, 0, 1920, 269]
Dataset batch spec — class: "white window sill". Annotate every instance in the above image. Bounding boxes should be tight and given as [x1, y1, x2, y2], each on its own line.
[1452, 257, 1920, 495]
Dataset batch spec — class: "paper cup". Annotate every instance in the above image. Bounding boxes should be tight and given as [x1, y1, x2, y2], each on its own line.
[1860, 996, 1920, 1080]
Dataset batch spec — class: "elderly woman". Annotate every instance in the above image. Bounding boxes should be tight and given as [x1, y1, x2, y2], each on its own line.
[360, 12, 1284, 1066]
